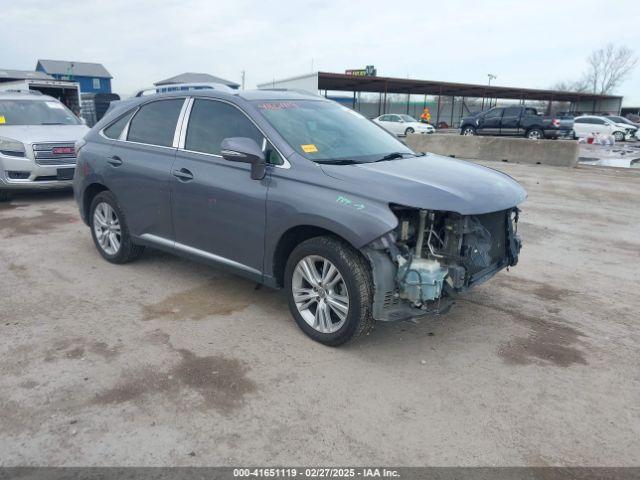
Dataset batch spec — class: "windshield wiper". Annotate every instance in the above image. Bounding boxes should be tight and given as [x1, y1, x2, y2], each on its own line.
[374, 152, 416, 162]
[41, 122, 65, 125]
[314, 159, 359, 165]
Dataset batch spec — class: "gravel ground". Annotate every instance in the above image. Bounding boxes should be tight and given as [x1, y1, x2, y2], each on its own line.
[0, 161, 639, 467]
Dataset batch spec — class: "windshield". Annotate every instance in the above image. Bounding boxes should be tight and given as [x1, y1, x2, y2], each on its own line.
[255, 100, 414, 163]
[399, 115, 417, 122]
[0, 99, 80, 126]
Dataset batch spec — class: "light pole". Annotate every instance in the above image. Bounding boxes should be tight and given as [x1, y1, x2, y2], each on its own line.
[487, 73, 497, 86]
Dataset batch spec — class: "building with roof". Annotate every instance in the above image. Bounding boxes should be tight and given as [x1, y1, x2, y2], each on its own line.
[36, 59, 112, 94]
[0, 69, 54, 83]
[258, 71, 623, 126]
[155, 72, 239, 89]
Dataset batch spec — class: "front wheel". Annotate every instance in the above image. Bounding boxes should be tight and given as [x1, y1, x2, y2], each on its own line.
[284, 236, 374, 346]
[526, 128, 543, 140]
[461, 126, 476, 136]
[90, 190, 144, 264]
[613, 131, 625, 142]
[404, 127, 415, 136]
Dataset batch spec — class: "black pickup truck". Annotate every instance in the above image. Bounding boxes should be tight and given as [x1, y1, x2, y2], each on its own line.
[459, 106, 571, 139]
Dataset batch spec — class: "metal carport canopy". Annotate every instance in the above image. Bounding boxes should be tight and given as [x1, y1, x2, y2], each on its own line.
[317, 72, 621, 103]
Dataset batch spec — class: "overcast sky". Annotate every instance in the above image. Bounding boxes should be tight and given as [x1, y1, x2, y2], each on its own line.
[2, 0, 639, 104]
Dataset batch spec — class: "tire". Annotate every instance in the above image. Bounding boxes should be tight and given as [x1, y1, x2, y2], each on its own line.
[284, 236, 374, 346]
[613, 131, 625, 142]
[461, 126, 476, 136]
[0, 190, 10, 202]
[526, 128, 543, 140]
[404, 127, 415, 136]
[89, 190, 144, 264]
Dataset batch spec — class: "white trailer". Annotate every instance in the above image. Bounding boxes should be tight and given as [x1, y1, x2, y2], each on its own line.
[0, 78, 81, 113]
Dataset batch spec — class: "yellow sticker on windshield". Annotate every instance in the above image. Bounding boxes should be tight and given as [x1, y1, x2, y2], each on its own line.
[0, 116, 5, 124]
[301, 144, 318, 153]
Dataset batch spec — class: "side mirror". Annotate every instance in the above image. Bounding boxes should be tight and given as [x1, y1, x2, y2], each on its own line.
[220, 137, 266, 180]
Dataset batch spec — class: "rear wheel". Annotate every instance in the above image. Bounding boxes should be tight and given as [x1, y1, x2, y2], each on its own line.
[613, 131, 625, 142]
[461, 126, 476, 136]
[90, 191, 144, 264]
[404, 127, 415, 136]
[284, 236, 373, 346]
[526, 128, 543, 140]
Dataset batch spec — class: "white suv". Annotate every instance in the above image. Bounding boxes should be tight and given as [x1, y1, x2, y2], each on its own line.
[0, 91, 89, 201]
[573, 115, 632, 142]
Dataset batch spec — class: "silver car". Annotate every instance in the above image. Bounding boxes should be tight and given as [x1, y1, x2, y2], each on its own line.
[0, 91, 89, 201]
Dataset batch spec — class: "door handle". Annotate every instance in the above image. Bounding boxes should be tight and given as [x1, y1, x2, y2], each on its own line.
[108, 156, 123, 166]
[172, 168, 194, 181]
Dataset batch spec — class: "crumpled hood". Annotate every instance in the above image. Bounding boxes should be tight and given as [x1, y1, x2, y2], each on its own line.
[320, 153, 527, 215]
[0, 125, 90, 144]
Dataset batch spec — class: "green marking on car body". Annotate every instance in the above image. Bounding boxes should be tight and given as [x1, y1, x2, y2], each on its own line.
[337, 195, 365, 210]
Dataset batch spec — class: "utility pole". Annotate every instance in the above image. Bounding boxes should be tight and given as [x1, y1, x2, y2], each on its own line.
[487, 73, 497, 86]
[241, 70, 245, 90]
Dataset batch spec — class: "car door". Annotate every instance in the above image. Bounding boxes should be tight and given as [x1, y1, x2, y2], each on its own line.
[170, 98, 269, 278]
[386, 114, 402, 135]
[105, 97, 186, 240]
[477, 108, 504, 135]
[500, 107, 522, 136]
[376, 115, 392, 133]
[572, 118, 589, 138]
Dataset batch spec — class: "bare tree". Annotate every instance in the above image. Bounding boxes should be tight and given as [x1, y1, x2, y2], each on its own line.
[550, 79, 590, 93]
[584, 44, 638, 94]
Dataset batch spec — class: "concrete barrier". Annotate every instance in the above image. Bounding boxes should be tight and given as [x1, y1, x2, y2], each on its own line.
[405, 134, 579, 167]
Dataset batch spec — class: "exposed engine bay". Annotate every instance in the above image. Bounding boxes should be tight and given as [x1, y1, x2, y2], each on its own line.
[364, 205, 521, 322]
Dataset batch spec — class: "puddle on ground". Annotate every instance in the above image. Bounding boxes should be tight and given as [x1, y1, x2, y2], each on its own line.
[93, 347, 256, 413]
[0, 208, 77, 237]
[142, 276, 286, 321]
[493, 275, 576, 302]
[462, 299, 587, 368]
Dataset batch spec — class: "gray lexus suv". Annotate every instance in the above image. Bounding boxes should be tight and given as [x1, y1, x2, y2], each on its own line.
[74, 89, 526, 345]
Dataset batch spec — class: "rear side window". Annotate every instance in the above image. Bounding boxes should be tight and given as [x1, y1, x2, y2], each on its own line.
[503, 107, 521, 116]
[127, 99, 184, 147]
[103, 110, 135, 139]
[485, 108, 504, 118]
[185, 99, 263, 156]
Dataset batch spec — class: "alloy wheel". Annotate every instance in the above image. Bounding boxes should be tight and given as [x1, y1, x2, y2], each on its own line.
[292, 255, 350, 334]
[527, 130, 542, 139]
[93, 202, 121, 255]
[462, 128, 475, 135]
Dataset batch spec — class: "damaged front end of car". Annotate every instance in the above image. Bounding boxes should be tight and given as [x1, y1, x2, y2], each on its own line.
[363, 205, 522, 322]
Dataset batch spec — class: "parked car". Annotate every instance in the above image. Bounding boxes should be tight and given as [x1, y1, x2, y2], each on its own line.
[572, 116, 633, 142]
[459, 106, 570, 139]
[0, 91, 89, 201]
[603, 115, 640, 138]
[74, 90, 526, 345]
[373, 114, 435, 136]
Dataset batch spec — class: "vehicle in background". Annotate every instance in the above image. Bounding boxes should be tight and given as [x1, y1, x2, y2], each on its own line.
[373, 114, 435, 136]
[555, 115, 576, 138]
[80, 93, 121, 127]
[0, 77, 82, 114]
[604, 115, 640, 135]
[74, 90, 525, 346]
[573, 116, 633, 142]
[459, 106, 570, 139]
[0, 91, 89, 201]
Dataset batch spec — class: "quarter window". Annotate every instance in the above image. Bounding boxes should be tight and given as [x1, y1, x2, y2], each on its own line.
[127, 99, 184, 147]
[103, 110, 135, 139]
[185, 99, 263, 156]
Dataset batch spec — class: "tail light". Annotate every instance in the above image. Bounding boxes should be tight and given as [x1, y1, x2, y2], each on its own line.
[551, 118, 560, 127]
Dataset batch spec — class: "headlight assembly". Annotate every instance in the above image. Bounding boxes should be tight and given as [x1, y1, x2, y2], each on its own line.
[0, 137, 26, 157]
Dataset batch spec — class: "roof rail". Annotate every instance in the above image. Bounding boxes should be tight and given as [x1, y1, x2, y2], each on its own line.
[133, 82, 235, 97]
[258, 88, 320, 97]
